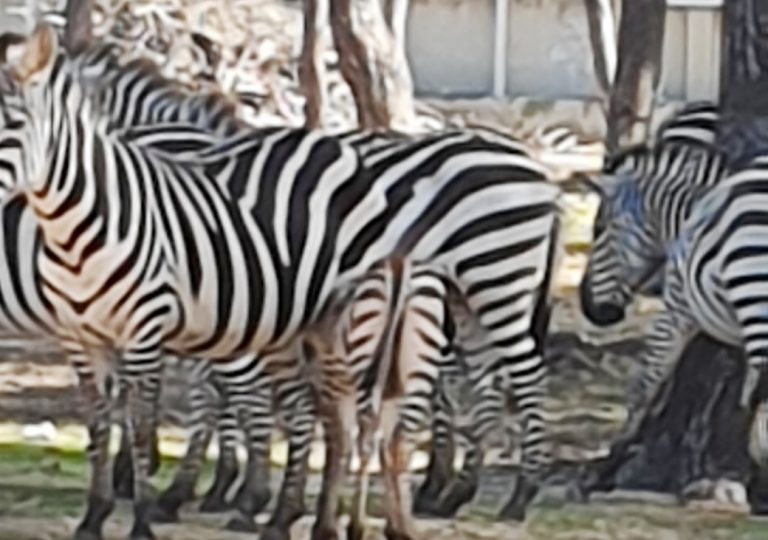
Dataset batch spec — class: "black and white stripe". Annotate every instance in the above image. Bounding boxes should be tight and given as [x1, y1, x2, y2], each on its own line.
[0, 35, 313, 529]
[0, 25, 559, 539]
[578, 137, 768, 473]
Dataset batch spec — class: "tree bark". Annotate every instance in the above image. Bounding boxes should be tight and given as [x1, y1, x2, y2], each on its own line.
[605, 0, 665, 153]
[575, 333, 768, 514]
[330, 0, 390, 129]
[63, 0, 94, 53]
[356, 0, 417, 131]
[717, 0, 768, 167]
[299, 0, 324, 128]
[583, 0, 617, 99]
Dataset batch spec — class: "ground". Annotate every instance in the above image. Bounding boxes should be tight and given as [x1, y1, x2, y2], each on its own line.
[0, 285, 766, 540]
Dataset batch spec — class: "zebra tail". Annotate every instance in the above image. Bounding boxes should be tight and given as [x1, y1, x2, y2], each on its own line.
[367, 258, 413, 412]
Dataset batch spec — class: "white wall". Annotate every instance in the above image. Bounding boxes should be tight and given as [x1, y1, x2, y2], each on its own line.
[407, 0, 495, 97]
[0, 0, 28, 34]
[406, 0, 721, 102]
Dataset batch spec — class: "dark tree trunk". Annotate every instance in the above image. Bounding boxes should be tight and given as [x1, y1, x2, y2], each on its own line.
[717, 0, 768, 167]
[63, 0, 94, 53]
[329, 0, 390, 129]
[299, 0, 323, 128]
[576, 334, 768, 514]
[605, 0, 665, 153]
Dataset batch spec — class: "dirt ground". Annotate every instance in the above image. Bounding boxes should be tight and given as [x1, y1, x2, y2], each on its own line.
[0, 288, 766, 539]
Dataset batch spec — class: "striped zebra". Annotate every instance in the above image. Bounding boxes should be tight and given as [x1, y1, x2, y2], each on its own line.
[578, 139, 768, 500]
[300, 257, 458, 540]
[0, 24, 559, 540]
[0, 188, 316, 530]
[3, 31, 512, 527]
[655, 101, 719, 146]
[336, 126, 559, 519]
[0, 32, 320, 531]
[579, 101, 723, 327]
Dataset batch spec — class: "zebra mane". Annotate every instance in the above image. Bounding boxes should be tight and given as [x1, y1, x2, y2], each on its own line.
[65, 41, 243, 136]
[603, 144, 649, 175]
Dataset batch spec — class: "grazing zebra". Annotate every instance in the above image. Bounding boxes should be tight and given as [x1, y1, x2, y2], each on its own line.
[0, 24, 559, 540]
[579, 141, 768, 496]
[579, 141, 730, 330]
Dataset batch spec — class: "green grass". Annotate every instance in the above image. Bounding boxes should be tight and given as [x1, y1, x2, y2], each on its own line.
[0, 442, 768, 539]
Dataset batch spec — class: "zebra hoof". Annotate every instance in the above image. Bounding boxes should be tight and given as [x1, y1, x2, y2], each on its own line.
[198, 494, 231, 513]
[432, 480, 477, 518]
[149, 501, 179, 524]
[73, 529, 103, 540]
[347, 519, 365, 540]
[234, 486, 272, 517]
[259, 525, 291, 540]
[75, 495, 114, 540]
[128, 522, 156, 540]
[412, 489, 441, 518]
[498, 477, 538, 522]
[384, 524, 416, 540]
[564, 480, 590, 504]
[310, 526, 339, 540]
[225, 513, 258, 533]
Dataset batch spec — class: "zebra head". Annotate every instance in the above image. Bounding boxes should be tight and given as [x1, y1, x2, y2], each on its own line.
[0, 25, 76, 198]
[579, 147, 667, 326]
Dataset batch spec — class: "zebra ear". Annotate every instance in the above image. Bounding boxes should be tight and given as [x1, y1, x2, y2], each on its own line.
[7, 24, 58, 85]
[571, 173, 608, 196]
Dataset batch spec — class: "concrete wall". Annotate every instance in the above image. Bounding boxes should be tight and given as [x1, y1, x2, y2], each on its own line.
[0, 0, 27, 34]
[406, 0, 722, 103]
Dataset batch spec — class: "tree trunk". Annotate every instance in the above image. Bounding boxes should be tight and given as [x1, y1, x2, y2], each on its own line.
[299, 0, 325, 128]
[576, 334, 768, 513]
[63, 0, 94, 53]
[717, 0, 768, 167]
[605, 0, 665, 153]
[584, 0, 617, 99]
[356, 0, 417, 131]
[329, 0, 390, 129]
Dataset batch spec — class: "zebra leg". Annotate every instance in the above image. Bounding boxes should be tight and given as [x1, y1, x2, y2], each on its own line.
[347, 415, 376, 540]
[576, 278, 698, 501]
[381, 427, 417, 540]
[413, 379, 455, 517]
[198, 421, 239, 512]
[113, 412, 161, 501]
[71, 346, 115, 540]
[225, 387, 274, 532]
[458, 282, 550, 521]
[311, 400, 349, 540]
[433, 384, 502, 518]
[113, 420, 134, 500]
[380, 388, 439, 540]
[261, 380, 316, 540]
[123, 350, 164, 540]
[155, 362, 217, 522]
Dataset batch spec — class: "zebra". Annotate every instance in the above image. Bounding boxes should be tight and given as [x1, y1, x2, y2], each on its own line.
[300, 257, 458, 540]
[579, 141, 730, 329]
[0, 187, 317, 530]
[0, 32, 321, 531]
[4, 30, 520, 527]
[0, 24, 559, 540]
[655, 101, 719, 146]
[578, 139, 768, 501]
